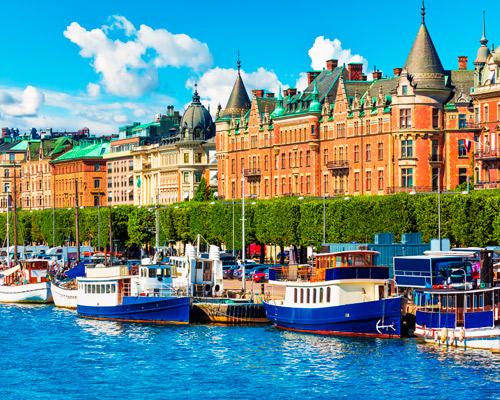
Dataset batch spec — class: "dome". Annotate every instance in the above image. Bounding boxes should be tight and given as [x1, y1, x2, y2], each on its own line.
[475, 45, 490, 64]
[181, 86, 214, 140]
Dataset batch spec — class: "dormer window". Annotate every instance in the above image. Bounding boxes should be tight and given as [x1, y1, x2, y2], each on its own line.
[402, 85, 408, 95]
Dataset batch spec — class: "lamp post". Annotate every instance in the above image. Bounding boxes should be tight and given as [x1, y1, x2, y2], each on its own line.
[232, 199, 235, 257]
[438, 166, 441, 251]
[323, 195, 326, 245]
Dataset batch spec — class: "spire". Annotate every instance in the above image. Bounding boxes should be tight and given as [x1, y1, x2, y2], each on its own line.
[271, 85, 285, 118]
[480, 11, 488, 46]
[221, 55, 251, 118]
[309, 80, 321, 113]
[192, 83, 201, 104]
[421, 0, 425, 24]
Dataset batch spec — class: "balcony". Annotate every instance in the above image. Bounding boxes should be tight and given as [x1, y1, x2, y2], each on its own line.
[386, 186, 433, 194]
[475, 149, 500, 161]
[457, 122, 481, 130]
[243, 168, 261, 179]
[142, 162, 151, 169]
[474, 181, 500, 190]
[428, 154, 444, 165]
[326, 160, 349, 175]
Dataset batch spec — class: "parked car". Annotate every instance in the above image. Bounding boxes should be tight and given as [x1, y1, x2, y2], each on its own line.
[252, 266, 269, 283]
[233, 262, 259, 280]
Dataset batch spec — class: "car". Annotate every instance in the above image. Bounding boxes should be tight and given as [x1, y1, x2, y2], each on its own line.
[252, 267, 269, 283]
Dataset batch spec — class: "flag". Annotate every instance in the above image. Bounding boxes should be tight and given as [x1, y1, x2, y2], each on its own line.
[137, 176, 141, 188]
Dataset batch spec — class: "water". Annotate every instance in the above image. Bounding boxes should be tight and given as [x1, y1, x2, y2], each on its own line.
[0, 305, 498, 400]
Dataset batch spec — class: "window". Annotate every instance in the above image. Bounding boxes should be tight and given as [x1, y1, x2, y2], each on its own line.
[264, 179, 269, 196]
[231, 159, 235, 174]
[274, 178, 278, 195]
[323, 174, 328, 193]
[354, 145, 360, 163]
[474, 107, 480, 123]
[401, 168, 413, 188]
[306, 176, 311, 193]
[323, 149, 328, 165]
[366, 171, 372, 191]
[319, 288, 324, 303]
[183, 172, 189, 184]
[484, 105, 489, 122]
[288, 153, 292, 168]
[294, 288, 298, 303]
[378, 170, 384, 191]
[326, 287, 331, 302]
[129, 176, 133, 186]
[458, 139, 467, 157]
[378, 118, 383, 133]
[264, 155, 269, 171]
[354, 172, 360, 192]
[107, 162, 112, 173]
[306, 151, 311, 167]
[432, 168, 439, 192]
[365, 120, 370, 135]
[184, 152, 189, 163]
[94, 179, 100, 188]
[194, 171, 201, 183]
[400, 108, 411, 128]
[281, 178, 286, 194]
[432, 108, 439, 129]
[129, 160, 134, 171]
[377, 142, 384, 160]
[195, 153, 202, 163]
[458, 114, 467, 129]
[281, 153, 286, 169]
[274, 155, 278, 170]
[94, 164, 101, 172]
[313, 288, 317, 304]
[339, 147, 344, 162]
[401, 139, 413, 158]
[311, 125, 315, 135]
[306, 288, 310, 303]
[299, 152, 303, 167]
[300, 288, 304, 303]
[402, 85, 408, 95]
[4, 169, 9, 178]
[458, 168, 468, 185]
[365, 144, 371, 162]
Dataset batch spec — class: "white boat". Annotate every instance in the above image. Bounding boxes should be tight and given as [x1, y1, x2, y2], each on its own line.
[51, 280, 77, 309]
[0, 260, 52, 303]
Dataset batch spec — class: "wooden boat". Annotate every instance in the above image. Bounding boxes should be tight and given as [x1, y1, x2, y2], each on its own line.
[0, 260, 52, 303]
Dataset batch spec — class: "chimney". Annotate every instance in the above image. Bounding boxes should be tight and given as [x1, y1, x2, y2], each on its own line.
[348, 63, 363, 80]
[393, 67, 402, 77]
[266, 92, 274, 98]
[288, 88, 297, 96]
[252, 89, 264, 98]
[326, 59, 338, 71]
[307, 71, 320, 85]
[458, 56, 468, 70]
[372, 70, 382, 80]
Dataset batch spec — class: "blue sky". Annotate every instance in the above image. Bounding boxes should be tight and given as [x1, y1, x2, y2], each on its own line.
[0, 0, 497, 133]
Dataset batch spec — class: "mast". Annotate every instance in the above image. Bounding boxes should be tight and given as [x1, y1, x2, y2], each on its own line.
[241, 177, 246, 293]
[108, 205, 113, 266]
[155, 189, 160, 251]
[6, 190, 10, 267]
[75, 178, 80, 263]
[13, 167, 18, 264]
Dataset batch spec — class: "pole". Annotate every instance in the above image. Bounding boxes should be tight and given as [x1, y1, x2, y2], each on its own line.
[97, 200, 101, 251]
[155, 189, 160, 251]
[438, 167, 441, 251]
[6, 193, 10, 267]
[75, 178, 80, 263]
[52, 205, 55, 247]
[241, 177, 246, 293]
[323, 195, 326, 245]
[232, 200, 235, 257]
[13, 168, 18, 264]
[108, 205, 113, 266]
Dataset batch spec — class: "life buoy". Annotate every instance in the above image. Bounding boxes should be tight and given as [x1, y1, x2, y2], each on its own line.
[440, 328, 448, 344]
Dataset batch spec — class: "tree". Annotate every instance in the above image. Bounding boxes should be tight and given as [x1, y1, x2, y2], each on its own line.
[193, 176, 211, 201]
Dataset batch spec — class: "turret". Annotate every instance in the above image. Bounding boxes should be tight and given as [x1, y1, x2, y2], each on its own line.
[220, 54, 251, 119]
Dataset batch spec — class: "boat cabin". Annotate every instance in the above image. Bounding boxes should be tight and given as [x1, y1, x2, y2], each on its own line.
[0, 260, 49, 286]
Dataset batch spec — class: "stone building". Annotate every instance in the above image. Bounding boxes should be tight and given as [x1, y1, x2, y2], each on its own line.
[51, 140, 109, 208]
[133, 87, 217, 205]
[21, 137, 74, 210]
[471, 14, 500, 189]
[216, 4, 480, 199]
[0, 140, 28, 211]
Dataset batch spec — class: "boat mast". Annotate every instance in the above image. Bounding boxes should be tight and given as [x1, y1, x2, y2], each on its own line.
[155, 189, 160, 252]
[241, 177, 246, 293]
[6, 189, 10, 267]
[13, 167, 18, 264]
[75, 178, 80, 263]
[108, 205, 113, 266]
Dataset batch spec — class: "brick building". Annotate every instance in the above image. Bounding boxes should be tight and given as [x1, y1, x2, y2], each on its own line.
[51, 140, 109, 208]
[21, 138, 73, 210]
[0, 140, 28, 211]
[471, 16, 500, 189]
[216, 4, 480, 199]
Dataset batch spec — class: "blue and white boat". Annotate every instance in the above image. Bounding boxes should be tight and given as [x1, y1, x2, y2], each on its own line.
[264, 251, 404, 338]
[76, 262, 190, 324]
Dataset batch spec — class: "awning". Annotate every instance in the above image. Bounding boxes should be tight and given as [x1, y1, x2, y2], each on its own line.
[0, 265, 20, 277]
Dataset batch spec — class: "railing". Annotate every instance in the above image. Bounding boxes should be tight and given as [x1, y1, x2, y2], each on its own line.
[325, 266, 389, 281]
[457, 122, 481, 130]
[269, 266, 389, 282]
[475, 149, 500, 160]
[474, 181, 500, 189]
[428, 154, 444, 163]
[326, 160, 349, 170]
[386, 186, 433, 194]
[243, 168, 262, 178]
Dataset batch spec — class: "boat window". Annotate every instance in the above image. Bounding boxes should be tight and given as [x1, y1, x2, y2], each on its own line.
[91, 284, 96, 294]
[378, 285, 384, 300]
[163, 268, 171, 278]
[149, 268, 156, 278]
[294, 288, 297, 303]
[306, 289, 310, 304]
[319, 288, 323, 303]
[313, 288, 317, 304]
[300, 288, 304, 303]
[97, 285, 101, 294]
[326, 287, 331, 302]
[106, 284, 111, 294]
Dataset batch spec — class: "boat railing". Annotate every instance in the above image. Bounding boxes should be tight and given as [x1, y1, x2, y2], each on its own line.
[269, 265, 389, 282]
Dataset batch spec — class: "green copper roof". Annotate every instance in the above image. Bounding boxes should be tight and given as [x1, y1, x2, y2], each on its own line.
[270, 86, 285, 118]
[308, 81, 321, 113]
[10, 140, 32, 152]
[53, 141, 109, 163]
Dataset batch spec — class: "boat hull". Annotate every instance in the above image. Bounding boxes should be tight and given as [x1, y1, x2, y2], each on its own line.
[264, 297, 403, 338]
[0, 282, 52, 304]
[51, 282, 77, 309]
[77, 296, 190, 324]
[191, 299, 269, 324]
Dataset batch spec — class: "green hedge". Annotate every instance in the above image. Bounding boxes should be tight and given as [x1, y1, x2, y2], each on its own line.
[3, 190, 500, 249]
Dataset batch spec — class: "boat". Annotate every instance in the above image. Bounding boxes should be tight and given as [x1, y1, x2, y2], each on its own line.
[263, 250, 405, 338]
[413, 251, 500, 352]
[0, 260, 52, 303]
[76, 263, 190, 324]
[51, 279, 78, 309]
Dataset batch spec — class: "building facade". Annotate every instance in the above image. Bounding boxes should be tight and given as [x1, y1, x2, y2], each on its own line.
[133, 88, 217, 205]
[51, 140, 109, 208]
[104, 108, 182, 206]
[21, 138, 74, 210]
[216, 5, 481, 199]
[0, 140, 28, 211]
[471, 19, 500, 189]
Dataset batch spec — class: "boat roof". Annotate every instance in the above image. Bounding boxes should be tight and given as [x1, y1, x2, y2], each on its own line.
[316, 250, 380, 257]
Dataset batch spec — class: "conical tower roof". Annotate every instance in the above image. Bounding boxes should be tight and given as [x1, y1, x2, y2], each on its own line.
[404, 2, 446, 91]
[221, 56, 251, 118]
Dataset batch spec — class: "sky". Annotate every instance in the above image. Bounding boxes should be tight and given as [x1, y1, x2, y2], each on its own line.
[0, 0, 498, 134]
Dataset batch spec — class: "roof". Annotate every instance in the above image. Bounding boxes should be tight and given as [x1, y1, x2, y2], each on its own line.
[449, 69, 474, 104]
[222, 70, 251, 118]
[9, 140, 31, 152]
[27, 137, 74, 160]
[52, 141, 109, 163]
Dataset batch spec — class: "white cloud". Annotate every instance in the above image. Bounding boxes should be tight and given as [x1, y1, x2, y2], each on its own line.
[186, 67, 284, 115]
[0, 85, 45, 117]
[307, 36, 368, 73]
[86, 83, 101, 97]
[63, 16, 212, 98]
[295, 72, 309, 92]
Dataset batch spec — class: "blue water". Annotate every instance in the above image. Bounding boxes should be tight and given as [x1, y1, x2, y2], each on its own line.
[0, 305, 498, 400]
